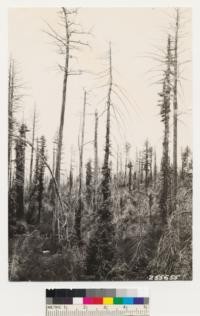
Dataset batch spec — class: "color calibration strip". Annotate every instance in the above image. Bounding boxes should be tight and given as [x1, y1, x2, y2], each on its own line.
[47, 296, 149, 305]
[46, 289, 149, 316]
[46, 289, 149, 305]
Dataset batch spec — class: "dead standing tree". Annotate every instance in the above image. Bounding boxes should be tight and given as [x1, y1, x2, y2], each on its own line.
[8, 59, 24, 190]
[86, 160, 93, 205]
[172, 9, 180, 211]
[69, 146, 75, 196]
[27, 138, 40, 224]
[153, 149, 157, 187]
[52, 138, 57, 177]
[29, 105, 36, 189]
[93, 110, 99, 212]
[143, 139, 153, 192]
[127, 161, 133, 192]
[27, 136, 46, 224]
[86, 42, 115, 279]
[37, 136, 46, 224]
[181, 146, 191, 180]
[48, 133, 58, 198]
[139, 150, 144, 185]
[143, 140, 149, 192]
[75, 90, 87, 243]
[15, 124, 28, 220]
[8, 60, 15, 189]
[45, 8, 89, 239]
[124, 142, 131, 186]
[159, 35, 172, 225]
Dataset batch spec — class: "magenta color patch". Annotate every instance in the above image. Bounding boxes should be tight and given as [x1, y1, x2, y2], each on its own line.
[83, 297, 93, 304]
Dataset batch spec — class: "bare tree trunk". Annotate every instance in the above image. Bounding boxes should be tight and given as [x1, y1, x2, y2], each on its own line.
[79, 90, 87, 202]
[52, 142, 56, 177]
[116, 146, 119, 177]
[138, 152, 141, 189]
[69, 146, 74, 195]
[101, 43, 112, 202]
[86, 42, 115, 279]
[124, 158, 127, 186]
[52, 8, 69, 239]
[172, 9, 179, 210]
[38, 136, 46, 224]
[8, 60, 14, 190]
[98, 41, 114, 275]
[75, 90, 87, 243]
[149, 146, 153, 184]
[55, 9, 69, 188]
[127, 161, 133, 192]
[124, 143, 131, 186]
[120, 151, 123, 176]
[153, 149, 157, 187]
[15, 124, 27, 220]
[159, 35, 172, 225]
[139, 151, 144, 185]
[46, 8, 89, 239]
[104, 44, 112, 175]
[86, 160, 92, 205]
[144, 140, 149, 192]
[29, 105, 36, 188]
[69, 168, 73, 195]
[93, 110, 98, 212]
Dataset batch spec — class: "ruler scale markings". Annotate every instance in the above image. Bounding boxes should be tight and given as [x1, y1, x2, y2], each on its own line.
[46, 305, 149, 316]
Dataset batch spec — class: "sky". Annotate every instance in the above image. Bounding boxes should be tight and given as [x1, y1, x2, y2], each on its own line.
[9, 7, 192, 178]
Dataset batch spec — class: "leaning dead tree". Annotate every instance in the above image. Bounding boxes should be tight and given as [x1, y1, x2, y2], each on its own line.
[45, 8, 89, 238]
[11, 132, 64, 218]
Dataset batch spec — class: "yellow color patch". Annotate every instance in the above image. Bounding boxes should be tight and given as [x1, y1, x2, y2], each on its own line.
[103, 297, 113, 305]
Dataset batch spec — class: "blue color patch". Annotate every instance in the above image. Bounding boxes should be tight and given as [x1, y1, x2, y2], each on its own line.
[122, 297, 133, 304]
[134, 297, 144, 304]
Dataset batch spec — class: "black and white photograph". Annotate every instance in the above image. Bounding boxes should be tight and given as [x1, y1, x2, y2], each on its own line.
[8, 7, 192, 281]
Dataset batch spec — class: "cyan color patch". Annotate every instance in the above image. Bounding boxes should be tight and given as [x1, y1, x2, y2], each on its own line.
[122, 297, 133, 304]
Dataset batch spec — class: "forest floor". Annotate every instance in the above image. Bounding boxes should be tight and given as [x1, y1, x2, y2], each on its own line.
[9, 179, 192, 281]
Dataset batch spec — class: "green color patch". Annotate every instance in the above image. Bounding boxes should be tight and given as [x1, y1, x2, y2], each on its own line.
[114, 297, 123, 304]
